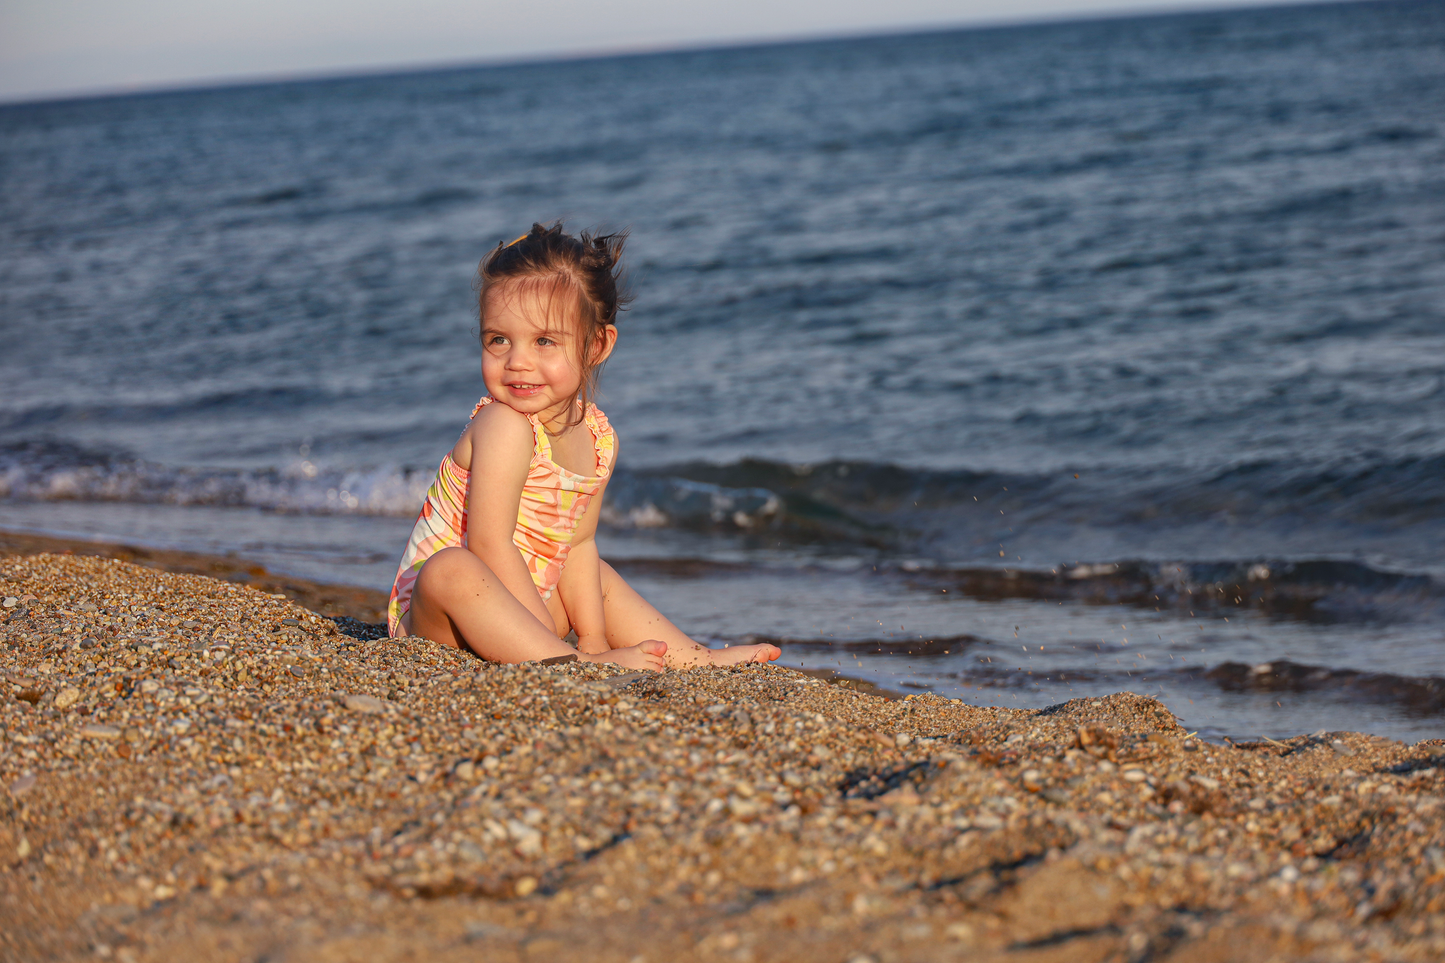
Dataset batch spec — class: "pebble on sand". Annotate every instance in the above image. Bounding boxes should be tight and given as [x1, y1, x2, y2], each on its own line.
[343, 693, 388, 714]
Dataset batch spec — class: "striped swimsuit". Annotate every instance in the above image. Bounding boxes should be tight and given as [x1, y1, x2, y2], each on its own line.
[387, 396, 616, 637]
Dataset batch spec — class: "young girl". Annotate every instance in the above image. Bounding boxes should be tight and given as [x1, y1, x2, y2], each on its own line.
[387, 223, 781, 672]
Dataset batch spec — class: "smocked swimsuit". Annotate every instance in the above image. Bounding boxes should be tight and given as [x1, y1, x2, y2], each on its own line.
[387, 396, 616, 637]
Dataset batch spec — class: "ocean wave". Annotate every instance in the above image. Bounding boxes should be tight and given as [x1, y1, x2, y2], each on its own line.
[0, 441, 788, 529]
[0, 440, 431, 516]
[650, 453, 1445, 526]
[895, 558, 1445, 624]
[1202, 660, 1445, 715]
[5, 442, 1445, 547]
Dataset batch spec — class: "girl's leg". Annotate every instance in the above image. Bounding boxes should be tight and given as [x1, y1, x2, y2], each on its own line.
[410, 548, 665, 670]
[598, 560, 780, 668]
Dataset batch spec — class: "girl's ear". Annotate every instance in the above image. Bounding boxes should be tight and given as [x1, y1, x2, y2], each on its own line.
[591, 324, 619, 365]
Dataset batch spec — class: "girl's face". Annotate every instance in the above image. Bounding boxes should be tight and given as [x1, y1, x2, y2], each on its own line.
[481, 282, 616, 428]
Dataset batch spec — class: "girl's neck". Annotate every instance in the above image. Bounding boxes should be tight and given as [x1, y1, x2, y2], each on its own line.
[537, 400, 579, 436]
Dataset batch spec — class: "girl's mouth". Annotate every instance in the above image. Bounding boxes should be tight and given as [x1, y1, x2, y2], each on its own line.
[506, 382, 544, 397]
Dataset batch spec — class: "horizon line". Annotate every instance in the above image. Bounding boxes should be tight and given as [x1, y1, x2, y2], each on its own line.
[0, 0, 1348, 109]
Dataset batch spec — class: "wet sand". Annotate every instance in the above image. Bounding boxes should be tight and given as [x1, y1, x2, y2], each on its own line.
[0, 529, 390, 623]
[3, 546, 1444, 962]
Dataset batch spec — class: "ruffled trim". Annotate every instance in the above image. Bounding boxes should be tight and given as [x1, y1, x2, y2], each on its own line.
[583, 403, 616, 479]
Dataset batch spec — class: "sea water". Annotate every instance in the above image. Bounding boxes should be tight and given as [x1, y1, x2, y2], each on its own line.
[3, 0, 1443, 740]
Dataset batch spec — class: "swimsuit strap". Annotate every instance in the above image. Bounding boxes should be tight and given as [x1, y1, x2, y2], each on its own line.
[530, 413, 552, 461]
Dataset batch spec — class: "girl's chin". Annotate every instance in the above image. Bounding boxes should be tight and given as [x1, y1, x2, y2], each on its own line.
[488, 390, 572, 418]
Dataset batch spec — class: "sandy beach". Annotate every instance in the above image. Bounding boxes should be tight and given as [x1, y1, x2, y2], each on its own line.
[3, 543, 1444, 962]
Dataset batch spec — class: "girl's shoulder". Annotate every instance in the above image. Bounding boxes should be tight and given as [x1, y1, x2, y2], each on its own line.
[452, 396, 539, 468]
[471, 395, 533, 425]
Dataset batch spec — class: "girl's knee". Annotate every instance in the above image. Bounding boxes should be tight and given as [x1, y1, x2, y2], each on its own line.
[417, 548, 487, 596]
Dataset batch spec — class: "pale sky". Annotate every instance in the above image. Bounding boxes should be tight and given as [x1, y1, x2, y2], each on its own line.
[1, 0, 1295, 103]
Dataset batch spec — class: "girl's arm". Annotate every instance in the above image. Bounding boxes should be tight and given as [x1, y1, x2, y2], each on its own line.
[463, 404, 557, 634]
[556, 474, 610, 654]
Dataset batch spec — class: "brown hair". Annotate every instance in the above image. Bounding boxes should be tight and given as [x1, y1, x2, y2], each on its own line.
[478, 221, 631, 425]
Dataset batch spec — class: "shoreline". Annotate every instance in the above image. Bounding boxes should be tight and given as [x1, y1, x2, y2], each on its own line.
[0, 527, 390, 623]
[0, 527, 907, 698]
[2, 549, 1443, 960]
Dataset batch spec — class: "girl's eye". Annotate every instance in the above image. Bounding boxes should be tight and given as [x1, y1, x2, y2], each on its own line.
[537, 337, 555, 347]
[487, 335, 508, 346]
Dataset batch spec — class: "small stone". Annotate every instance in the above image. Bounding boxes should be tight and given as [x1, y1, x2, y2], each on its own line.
[81, 724, 122, 740]
[513, 875, 538, 897]
[945, 921, 974, 942]
[344, 693, 387, 714]
[9, 773, 36, 795]
[464, 921, 505, 942]
[455, 761, 477, 780]
[1122, 769, 1148, 782]
[1331, 740, 1356, 757]
[895, 732, 913, 747]
[2, 597, 17, 608]
[54, 687, 82, 710]
[729, 797, 762, 818]
[17, 837, 31, 859]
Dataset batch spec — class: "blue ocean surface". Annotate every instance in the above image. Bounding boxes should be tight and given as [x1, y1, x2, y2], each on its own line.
[2, 0, 1443, 740]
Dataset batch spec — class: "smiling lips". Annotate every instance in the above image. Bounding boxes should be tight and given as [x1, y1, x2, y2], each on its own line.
[506, 382, 544, 396]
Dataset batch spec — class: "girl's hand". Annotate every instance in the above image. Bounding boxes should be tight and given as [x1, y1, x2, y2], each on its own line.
[580, 639, 667, 672]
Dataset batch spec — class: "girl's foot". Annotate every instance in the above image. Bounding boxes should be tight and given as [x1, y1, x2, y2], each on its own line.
[582, 639, 667, 672]
[710, 642, 781, 666]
